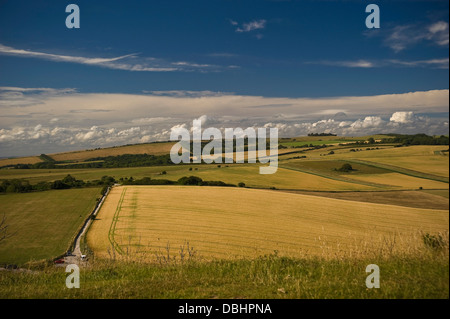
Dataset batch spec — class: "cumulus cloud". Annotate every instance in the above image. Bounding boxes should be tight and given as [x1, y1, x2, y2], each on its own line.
[390, 111, 416, 123]
[0, 111, 448, 157]
[0, 87, 448, 156]
[350, 116, 385, 129]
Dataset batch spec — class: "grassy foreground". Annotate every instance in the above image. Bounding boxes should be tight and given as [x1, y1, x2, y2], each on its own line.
[0, 253, 448, 299]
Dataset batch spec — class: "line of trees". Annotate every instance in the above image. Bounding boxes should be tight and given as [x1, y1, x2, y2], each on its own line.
[0, 175, 116, 194]
[0, 174, 238, 195]
[380, 134, 449, 145]
[120, 175, 236, 187]
[2, 153, 174, 169]
[307, 133, 337, 136]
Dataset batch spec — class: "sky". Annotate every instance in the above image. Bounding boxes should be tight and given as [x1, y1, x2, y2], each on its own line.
[0, 0, 449, 157]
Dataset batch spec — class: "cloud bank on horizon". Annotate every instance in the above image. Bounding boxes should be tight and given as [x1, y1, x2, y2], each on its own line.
[0, 87, 448, 157]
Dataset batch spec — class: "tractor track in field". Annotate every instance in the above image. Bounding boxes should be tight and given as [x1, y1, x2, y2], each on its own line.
[107, 187, 127, 255]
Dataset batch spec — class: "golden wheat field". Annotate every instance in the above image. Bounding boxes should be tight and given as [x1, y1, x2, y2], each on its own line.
[87, 186, 449, 261]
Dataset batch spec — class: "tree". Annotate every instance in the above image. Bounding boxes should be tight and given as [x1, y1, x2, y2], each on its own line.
[336, 163, 353, 172]
[62, 174, 77, 185]
[367, 137, 375, 144]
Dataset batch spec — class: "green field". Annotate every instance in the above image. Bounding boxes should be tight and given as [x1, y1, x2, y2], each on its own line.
[0, 188, 101, 265]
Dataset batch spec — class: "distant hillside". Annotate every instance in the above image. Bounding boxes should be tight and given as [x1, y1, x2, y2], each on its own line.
[1, 133, 447, 168]
[0, 141, 175, 167]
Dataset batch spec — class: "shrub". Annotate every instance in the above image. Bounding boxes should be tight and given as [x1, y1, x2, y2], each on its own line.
[62, 174, 77, 185]
[422, 232, 448, 251]
[238, 182, 246, 188]
[51, 180, 70, 189]
[101, 176, 116, 185]
[178, 176, 203, 185]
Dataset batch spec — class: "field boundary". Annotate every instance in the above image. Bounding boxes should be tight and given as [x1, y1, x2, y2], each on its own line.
[278, 165, 392, 188]
[73, 187, 111, 259]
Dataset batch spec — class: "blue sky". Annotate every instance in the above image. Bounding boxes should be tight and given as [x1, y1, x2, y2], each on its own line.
[0, 0, 449, 156]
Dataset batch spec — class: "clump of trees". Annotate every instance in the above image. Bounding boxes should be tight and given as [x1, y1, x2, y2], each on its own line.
[176, 176, 235, 187]
[381, 134, 449, 145]
[334, 163, 354, 172]
[307, 133, 337, 136]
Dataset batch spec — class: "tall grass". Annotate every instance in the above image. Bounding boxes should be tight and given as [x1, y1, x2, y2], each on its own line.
[1, 231, 446, 299]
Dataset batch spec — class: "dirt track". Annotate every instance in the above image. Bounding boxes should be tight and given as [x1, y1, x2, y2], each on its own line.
[61, 187, 111, 266]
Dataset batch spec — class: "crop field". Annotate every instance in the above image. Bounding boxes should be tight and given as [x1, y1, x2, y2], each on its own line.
[49, 142, 176, 162]
[347, 172, 448, 189]
[87, 186, 449, 262]
[282, 190, 449, 210]
[0, 156, 42, 167]
[280, 160, 449, 190]
[326, 145, 449, 176]
[0, 188, 101, 265]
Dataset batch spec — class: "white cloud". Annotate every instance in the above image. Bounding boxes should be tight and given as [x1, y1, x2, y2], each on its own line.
[0, 44, 232, 73]
[306, 58, 449, 69]
[350, 116, 385, 129]
[388, 58, 449, 69]
[306, 60, 375, 68]
[232, 19, 267, 37]
[428, 21, 449, 46]
[144, 90, 234, 98]
[390, 111, 416, 123]
[382, 21, 449, 52]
